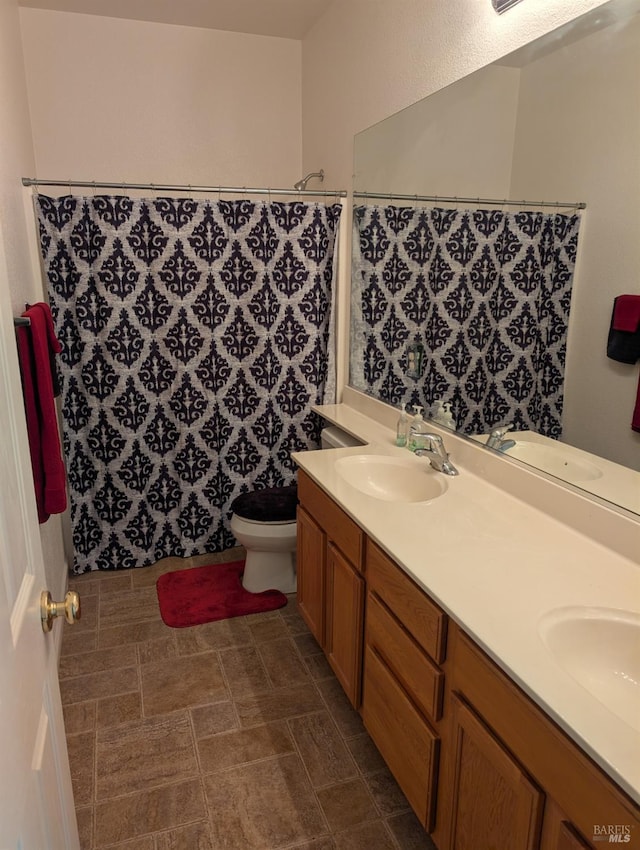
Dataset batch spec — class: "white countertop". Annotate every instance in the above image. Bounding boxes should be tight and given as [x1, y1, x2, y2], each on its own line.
[292, 402, 640, 804]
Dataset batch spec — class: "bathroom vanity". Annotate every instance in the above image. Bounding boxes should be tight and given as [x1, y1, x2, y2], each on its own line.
[292, 401, 640, 850]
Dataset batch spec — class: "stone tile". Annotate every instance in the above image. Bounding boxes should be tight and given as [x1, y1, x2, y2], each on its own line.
[97, 572, 133, 594]
[197, 721, 294, 773]
[154, 821, 215, 849]
[75, 805, 93, 850]
[96, 714, 197, 799]
[141, 650, 227, 715]
[99, 619, 170, 649]
[203, 753, 327, 850]
[219, 645, 271, 697]
[60, 666, 139, 705]
[333, 821, 396, 850]
[364, 768, 411, 816]
[288, 711, 357, 788]
[345, 734, 387, 776]
[63, 700, 96, 735]
[386, 811, 438, 849]
[99, 586, 160, 627]
[281, 609, 312, 636]
[289, 840, 336, 850]
[138, 634, 178, 664]
[59, 643, 138, 679]
[175, 617, 253, 654]
[316, 679, 364, 738]
[105, 838, 154, 850]
[191, 702, 238, 738]
[61, 628, 97, 658]
[316, 778, 378, 832]
[96, 691, 143, 729]
[236, 682, 323, 726]
[247, 615, 290, 643]
[260, 637, 310, 689]
[94, 779, 206, 847]
[67, 731, 95, 807]
[294, 632, 323, 657]
[304, 652, 335, 681]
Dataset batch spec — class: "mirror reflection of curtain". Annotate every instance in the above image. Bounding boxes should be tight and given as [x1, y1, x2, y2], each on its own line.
[35, 195, 341, 574]
[351, 204, 581, 437]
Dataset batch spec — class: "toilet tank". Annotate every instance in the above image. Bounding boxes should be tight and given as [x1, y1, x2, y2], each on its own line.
[320, 425, 363, 450]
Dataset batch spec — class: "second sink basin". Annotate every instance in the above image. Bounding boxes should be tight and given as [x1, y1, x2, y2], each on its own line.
[335, 454, 447, 502]
[538, 606, 640, 731]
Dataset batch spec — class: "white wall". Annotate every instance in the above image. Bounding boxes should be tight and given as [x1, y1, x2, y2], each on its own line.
[0, 0, 67, 597]
[301, 0, 613, 187]
[19, 8, 303, 187]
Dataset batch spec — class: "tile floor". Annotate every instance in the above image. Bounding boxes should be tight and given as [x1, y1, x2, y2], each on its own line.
[61, 549, 437, 850]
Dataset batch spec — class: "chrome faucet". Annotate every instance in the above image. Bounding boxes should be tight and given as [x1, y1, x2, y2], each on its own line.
[413, 433, 459, 476]
[486, 424, 516, 452]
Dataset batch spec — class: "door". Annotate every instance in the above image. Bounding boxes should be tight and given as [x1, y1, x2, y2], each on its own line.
[0, 251, 80, 848]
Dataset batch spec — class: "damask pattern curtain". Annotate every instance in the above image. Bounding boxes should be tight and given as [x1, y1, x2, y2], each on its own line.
[35, 195, 341, 573]
[351, 204, 581, 437]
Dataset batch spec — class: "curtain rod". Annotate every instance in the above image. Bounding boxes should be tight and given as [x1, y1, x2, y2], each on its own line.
[353, 190, 586, 210]
[22, 177, 347, 199]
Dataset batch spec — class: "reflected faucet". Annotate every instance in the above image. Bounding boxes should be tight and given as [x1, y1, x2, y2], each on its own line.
[486, 424, 516, 452]
[413, 432, 459, 476]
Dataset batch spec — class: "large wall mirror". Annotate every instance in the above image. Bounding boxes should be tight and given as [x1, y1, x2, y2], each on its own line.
[349, 0, 640, 516]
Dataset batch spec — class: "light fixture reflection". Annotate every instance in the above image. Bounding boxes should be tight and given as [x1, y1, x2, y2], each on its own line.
[492, 0, 525, 12]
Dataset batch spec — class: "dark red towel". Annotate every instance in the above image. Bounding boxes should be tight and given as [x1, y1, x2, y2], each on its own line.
[612, 294, 640, 332]
[633, 378, 640, 433]
[16, 303, 67, 523]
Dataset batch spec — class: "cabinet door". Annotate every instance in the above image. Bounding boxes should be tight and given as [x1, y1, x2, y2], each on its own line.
[447, 694, 544, 850]
[325, 542, 364, 707]
[296, 505, 326, 647]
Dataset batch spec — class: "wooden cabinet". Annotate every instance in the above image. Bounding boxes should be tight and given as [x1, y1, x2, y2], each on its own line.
[297, 471, 364, 707]
[325, 543, 364, 706]
[362, 540, 447, 832]
[295, 473, 640, 850]
[446, 694, 543, 850]
[436, 623, 640, 850]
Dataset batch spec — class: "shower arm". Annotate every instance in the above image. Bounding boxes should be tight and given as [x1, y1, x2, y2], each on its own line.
[293, 170, 325, 191]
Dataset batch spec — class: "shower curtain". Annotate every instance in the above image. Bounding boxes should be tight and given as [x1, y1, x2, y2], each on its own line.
[351, 204, 581, 437]
[35, 195, 341, 573]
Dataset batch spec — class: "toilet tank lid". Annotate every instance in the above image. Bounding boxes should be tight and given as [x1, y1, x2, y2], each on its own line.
[321, 425, 363, 449]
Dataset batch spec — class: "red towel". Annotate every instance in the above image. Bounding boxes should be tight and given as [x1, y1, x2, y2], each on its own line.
[16, 302, 67, 523]
[612, 294, 640, 332]
[633, 378, 640, 433]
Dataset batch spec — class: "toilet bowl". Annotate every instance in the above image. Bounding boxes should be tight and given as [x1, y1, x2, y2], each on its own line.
[230, 428, 362, 595]
[230, 485, 298, 594]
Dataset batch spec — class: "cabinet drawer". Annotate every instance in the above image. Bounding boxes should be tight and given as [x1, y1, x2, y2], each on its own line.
[362, 645, 440, 831]
[366, 591, 444, 722]
[366, 539, 447, 663]
[298, 471, 364, 569]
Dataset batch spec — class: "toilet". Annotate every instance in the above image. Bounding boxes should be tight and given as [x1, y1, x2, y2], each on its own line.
[230, 426, 363, 594]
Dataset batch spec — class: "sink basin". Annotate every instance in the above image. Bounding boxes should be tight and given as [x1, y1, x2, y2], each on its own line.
[504, 441, 602, 482]
[335, 454, 447, 502]
[538, 606, 640, 731]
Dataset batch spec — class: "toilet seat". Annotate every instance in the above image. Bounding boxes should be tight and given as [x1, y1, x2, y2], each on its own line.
[230, 484, 298, 594]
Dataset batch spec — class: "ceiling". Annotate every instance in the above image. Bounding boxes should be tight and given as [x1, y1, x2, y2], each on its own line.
[17, 0, 335, 39]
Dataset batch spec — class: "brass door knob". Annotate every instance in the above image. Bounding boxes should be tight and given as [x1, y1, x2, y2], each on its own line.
[41, 590, 81, 633]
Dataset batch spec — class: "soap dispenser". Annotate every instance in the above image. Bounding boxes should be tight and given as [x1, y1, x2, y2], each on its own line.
[432, 399, 456, 430]
[395, 402, 409, 447]
[408, 405, 425, 451]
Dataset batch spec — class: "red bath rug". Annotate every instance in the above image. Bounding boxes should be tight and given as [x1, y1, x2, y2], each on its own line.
[156, 560, 288, 628]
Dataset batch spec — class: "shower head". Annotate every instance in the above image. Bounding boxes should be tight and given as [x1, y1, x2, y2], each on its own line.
[294, 169, 325, 191]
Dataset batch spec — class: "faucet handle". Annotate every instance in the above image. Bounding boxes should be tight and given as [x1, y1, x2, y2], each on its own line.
[491, 423, 513, 438]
